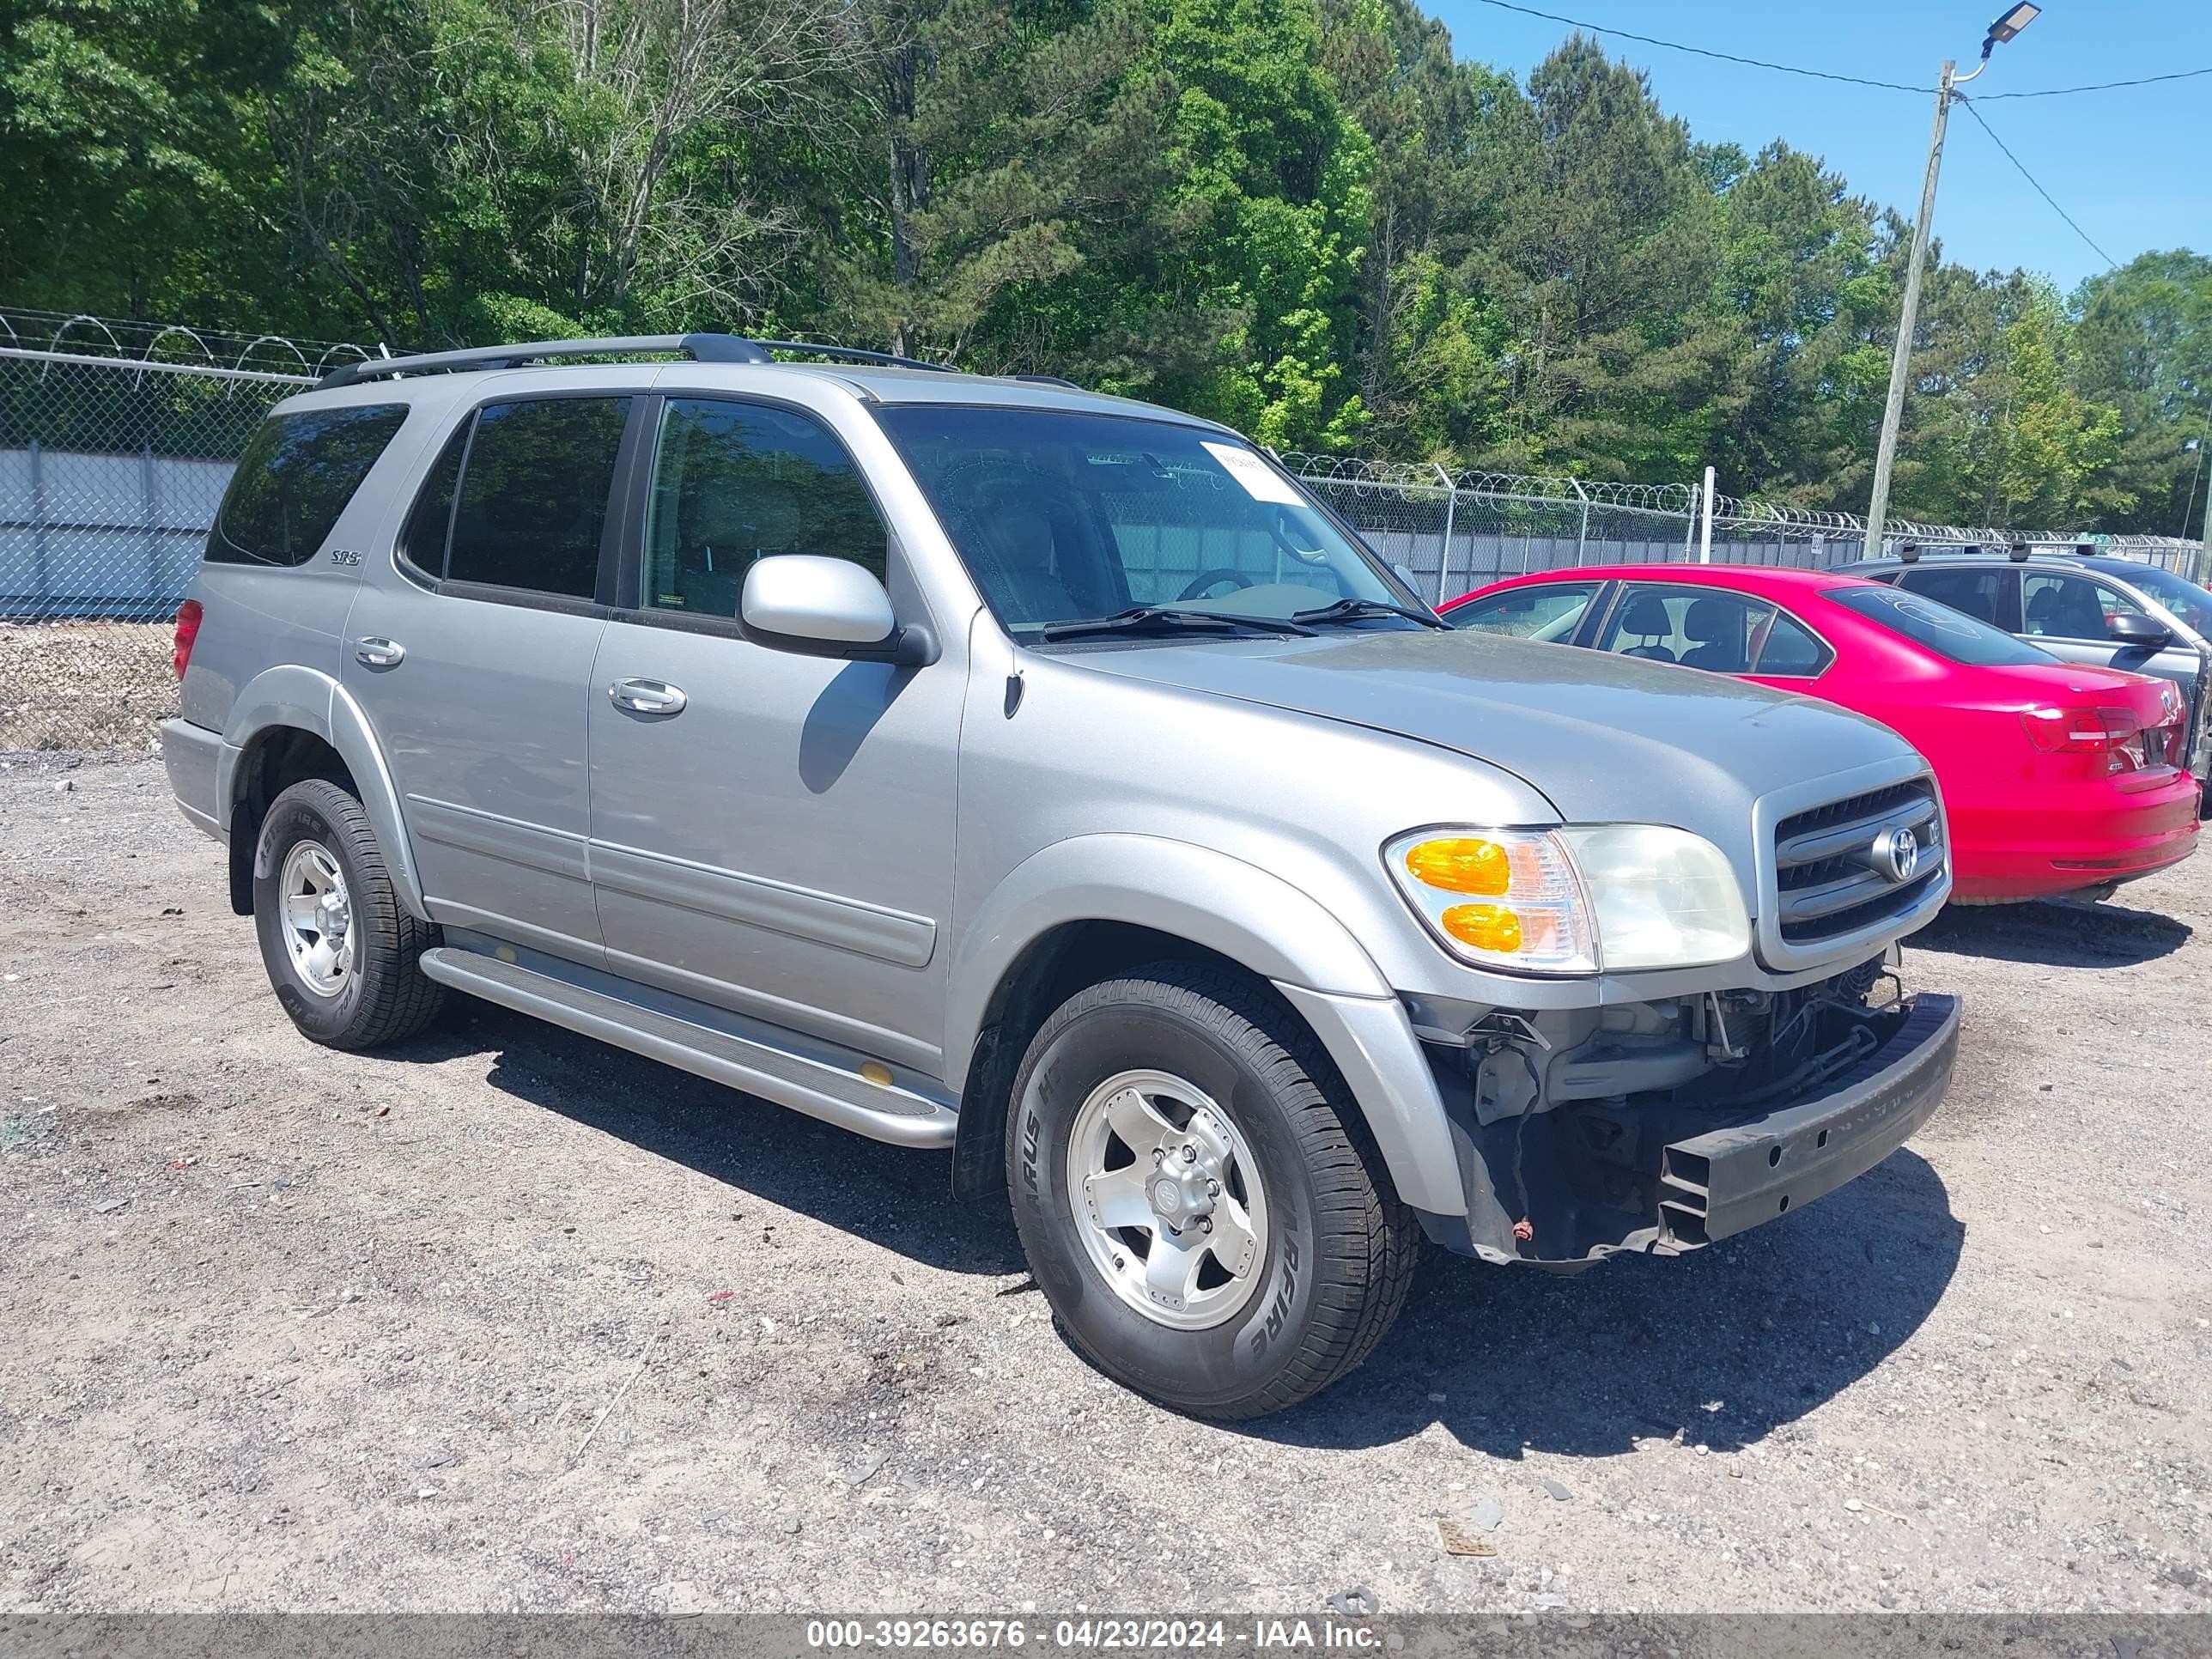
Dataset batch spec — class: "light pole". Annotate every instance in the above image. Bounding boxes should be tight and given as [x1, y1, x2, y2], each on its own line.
[1861, 4, 2041, 560]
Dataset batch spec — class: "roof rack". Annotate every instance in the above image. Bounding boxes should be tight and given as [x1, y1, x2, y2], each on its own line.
[751, 339, 954, 374]
[318, 331, 957, 389]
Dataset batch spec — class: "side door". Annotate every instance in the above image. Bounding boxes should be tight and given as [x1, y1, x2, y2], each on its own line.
[342, 392, 641, 963]
[586, 394, 963, 1075]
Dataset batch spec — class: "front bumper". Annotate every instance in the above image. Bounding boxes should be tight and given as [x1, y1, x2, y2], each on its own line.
[1651, 992, 1959, 1248]
[1419, 990, 1960, 1265]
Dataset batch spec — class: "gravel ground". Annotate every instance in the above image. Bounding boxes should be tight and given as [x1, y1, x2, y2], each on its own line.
[3, 756, 2209, 1616]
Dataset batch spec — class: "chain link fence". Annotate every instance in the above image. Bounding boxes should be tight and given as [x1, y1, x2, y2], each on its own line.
[1280, 454, 2211, 600]
[0, 313, 347, 750]
[1, 307, 2204, 751]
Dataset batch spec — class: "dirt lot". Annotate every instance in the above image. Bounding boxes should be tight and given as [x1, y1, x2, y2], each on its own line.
[3, 755, 2209, 1616]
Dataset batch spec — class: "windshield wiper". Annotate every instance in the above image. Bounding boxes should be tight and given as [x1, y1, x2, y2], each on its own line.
[1038, 605, 1317, 643]
[1290, 596, 1450, 630]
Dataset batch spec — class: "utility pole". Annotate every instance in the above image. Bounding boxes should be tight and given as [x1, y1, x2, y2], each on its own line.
[1861, 7, 2041, 561]
[1862, 63, 1956, 561]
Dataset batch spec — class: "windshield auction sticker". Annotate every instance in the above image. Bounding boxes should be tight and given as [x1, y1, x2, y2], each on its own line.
[1200, 441, 1304, 506]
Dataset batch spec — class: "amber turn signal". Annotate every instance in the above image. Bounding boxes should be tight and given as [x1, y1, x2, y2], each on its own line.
[1440, 902, 1523, 953]
[1403, 836, 1510, 896]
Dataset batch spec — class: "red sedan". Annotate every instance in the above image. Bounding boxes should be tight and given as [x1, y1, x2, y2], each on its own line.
[1443, 565, 2199, 904]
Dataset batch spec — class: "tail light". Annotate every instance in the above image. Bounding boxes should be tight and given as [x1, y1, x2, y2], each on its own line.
[172, 599, 203, 680]
[2020, 704, 2150, 774]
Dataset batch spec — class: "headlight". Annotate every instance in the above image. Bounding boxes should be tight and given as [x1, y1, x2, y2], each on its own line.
[1385, 825, 1750, 975]
[1555, 824, 1751, 969]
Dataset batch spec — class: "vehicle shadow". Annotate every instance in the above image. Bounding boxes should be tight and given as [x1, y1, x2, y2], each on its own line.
[1235, 1149, 1963, 1461]
[1913, 897, 2190, 967]
[434, 1003, 1024, 1279]
[419, 1005, 1960, 1461]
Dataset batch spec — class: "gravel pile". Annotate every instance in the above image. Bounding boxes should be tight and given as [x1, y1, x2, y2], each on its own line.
[0, 622, 174, 752]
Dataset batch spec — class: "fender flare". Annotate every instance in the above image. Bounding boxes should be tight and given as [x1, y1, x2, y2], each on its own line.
[945, 835, 1470, 1217]
[216, 664, 428, 920]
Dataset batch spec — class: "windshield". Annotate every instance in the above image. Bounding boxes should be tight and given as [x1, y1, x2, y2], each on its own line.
[1826, 585, 2058, 667]
[2106, 562, 2212, 634]
[874, 406, 1418, 637]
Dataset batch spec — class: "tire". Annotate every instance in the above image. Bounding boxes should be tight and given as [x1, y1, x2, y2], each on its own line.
[252, 778, 444, 1050]
[1006, 962, 1419, 1419]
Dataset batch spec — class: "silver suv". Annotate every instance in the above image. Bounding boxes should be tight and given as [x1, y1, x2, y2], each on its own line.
[161, 334, 1961, 1417]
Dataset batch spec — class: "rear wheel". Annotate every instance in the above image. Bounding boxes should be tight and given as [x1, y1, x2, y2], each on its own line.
[1006, 963, 1419, 1418]
[252, 778, 444, 1050]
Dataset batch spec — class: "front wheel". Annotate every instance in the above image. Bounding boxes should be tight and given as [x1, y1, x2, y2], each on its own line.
[1006, 963, 1419, 1418]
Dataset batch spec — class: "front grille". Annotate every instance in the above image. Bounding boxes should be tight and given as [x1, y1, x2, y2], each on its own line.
[1772, 778, 1942, 948]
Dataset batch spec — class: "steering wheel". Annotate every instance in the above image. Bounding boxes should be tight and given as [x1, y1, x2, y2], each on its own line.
[1177, 568, 1254, 602]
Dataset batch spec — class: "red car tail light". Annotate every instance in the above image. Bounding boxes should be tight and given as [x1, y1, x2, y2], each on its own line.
[172, 599, 203, 680]
[2020, 704, 2148, 774]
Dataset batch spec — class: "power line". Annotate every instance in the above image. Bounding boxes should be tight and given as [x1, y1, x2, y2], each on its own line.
[1470, 1, 2212, 105]
[1979, 66, 2212, 99]
[1954, 96, 2120, 271]
[1468, 0, 1932, 94]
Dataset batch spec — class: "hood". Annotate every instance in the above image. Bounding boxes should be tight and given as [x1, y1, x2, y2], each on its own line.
[1065, 627, 1918, 827]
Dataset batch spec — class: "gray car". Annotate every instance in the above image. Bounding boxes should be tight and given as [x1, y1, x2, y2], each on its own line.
[1834, 547, 2212, 782]
[161, 334, 1960, 1417]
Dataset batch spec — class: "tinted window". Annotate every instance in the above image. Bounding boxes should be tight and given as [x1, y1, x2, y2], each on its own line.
[1896, 566, 2013, 629]
[2022, 572, 2142, 641]
[642, 399, 886, 617]
[2106, 562, 2212, 634]
[447, 398, 631, 599]
[876, 407, 1405, 631]
[398, 422, 469, 577]
[210, 404, 408, 566]
[1826, 586, 2057, 666]
[1449, 582, 1600, 641]
[1750, 610, 1830, 678]
[1596, 584, 1777, 674]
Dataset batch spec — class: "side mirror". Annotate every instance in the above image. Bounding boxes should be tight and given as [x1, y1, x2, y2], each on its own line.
[741, 555, 934, 665]
[2106, 611, 2172, 650]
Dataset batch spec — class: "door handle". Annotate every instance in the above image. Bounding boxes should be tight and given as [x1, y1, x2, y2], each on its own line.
[609, 678, 687, 717]
[354, 636, 405, 668]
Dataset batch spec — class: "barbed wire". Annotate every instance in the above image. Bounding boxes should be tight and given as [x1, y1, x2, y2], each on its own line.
[1280, 454, 2199, 556]
[0, 307, 374, 380]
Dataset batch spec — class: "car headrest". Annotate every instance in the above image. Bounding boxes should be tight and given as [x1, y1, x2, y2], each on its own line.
[1683, 595, 1748, 643]
[1618, 592, 1673, 636]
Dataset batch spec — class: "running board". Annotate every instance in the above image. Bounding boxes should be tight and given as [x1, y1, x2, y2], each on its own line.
[417, 945, 958, 1149]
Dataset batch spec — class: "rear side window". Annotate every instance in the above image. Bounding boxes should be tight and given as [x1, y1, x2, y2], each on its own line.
[1751, 611, 1832, 678]
[447, 397, 631, 599]
[1895, 565, 2017, 630]
[397, 422, 470, 577]
[209, 404, 408, 566]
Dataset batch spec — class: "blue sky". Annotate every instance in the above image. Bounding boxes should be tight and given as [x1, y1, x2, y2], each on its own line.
[1425, 0, 2212, 295]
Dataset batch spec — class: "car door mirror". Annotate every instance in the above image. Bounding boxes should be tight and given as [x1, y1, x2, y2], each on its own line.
[2106, 611, 2172, 650]
[740, 555, 934, 665]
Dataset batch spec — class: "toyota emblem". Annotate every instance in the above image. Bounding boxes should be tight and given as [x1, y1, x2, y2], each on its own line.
[1869, 826, 1921, 884]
